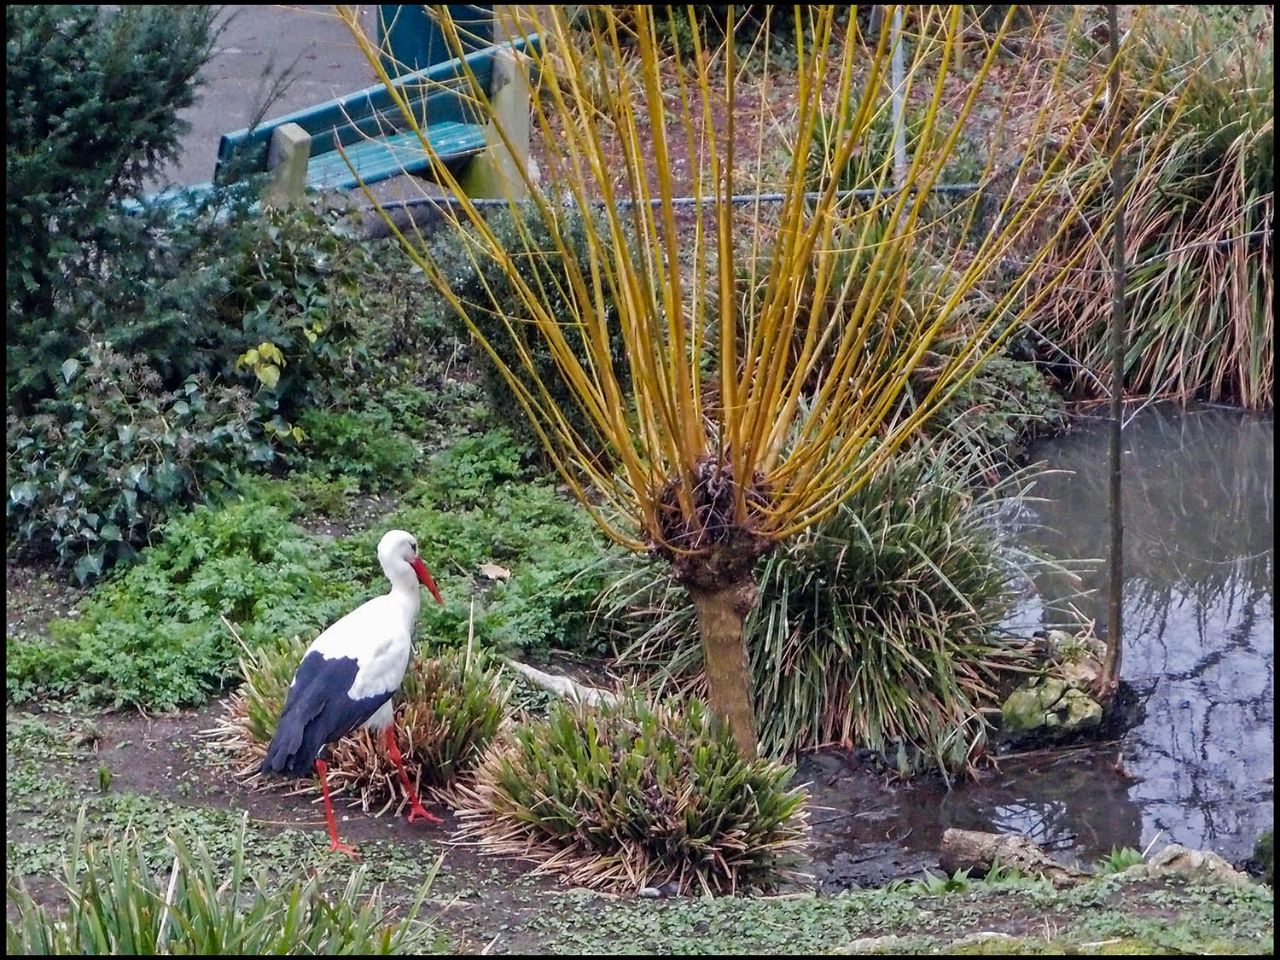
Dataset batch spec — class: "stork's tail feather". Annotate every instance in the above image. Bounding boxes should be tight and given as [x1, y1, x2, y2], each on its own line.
[261, 713, 315, 778]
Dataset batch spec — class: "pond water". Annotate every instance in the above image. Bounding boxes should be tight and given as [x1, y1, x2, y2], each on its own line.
[803, 403, 1274, 885]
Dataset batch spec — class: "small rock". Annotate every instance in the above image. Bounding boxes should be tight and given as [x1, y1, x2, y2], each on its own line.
[840, 935, 908, 954]
[1045, 629, 1076, 652]
[1122, 844, 1253, 887]
[1060, 655, 1103, 687]
[1001, 677, 1102, 739]
[949, 931, 1021, 950]
[477, 562, 511, 582]
[637, 886, 660, 898]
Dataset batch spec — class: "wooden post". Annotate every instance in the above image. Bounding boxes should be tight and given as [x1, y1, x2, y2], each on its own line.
[459, 47, 531, 200]
[264, 122, 311, 207]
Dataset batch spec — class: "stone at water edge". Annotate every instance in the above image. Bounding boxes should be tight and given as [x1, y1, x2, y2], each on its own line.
[1000, 676, 1103, 739]
[1118, 844, 1253, 887]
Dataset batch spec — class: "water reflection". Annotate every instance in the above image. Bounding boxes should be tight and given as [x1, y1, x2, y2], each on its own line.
[1014, 403, 1274, 863]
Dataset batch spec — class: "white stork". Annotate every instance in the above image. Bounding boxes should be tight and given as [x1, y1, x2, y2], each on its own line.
[261, 528, 445, 857]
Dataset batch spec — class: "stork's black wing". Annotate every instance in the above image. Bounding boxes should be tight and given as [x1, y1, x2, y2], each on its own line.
[260, 651, 392, 778]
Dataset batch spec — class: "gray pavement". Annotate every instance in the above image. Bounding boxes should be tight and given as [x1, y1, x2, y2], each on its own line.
[159, 5, 382, 188]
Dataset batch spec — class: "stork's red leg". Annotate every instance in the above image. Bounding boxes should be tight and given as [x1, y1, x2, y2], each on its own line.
[315, 759, 360, 858]
[385, 726, 443, 824]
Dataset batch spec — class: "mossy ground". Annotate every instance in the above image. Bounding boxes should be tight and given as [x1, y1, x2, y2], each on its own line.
[6, 706, 1272, 954]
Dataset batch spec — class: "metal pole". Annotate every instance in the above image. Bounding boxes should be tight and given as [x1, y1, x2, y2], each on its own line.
[890, 5, 908, 190]
[1103, 3, 1127, 700]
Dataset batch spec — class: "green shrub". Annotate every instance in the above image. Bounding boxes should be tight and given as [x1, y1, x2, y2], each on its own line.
[87, 203, 388, 420]
[5, 491, 364, 710]
[220, 640, 512, 810]
[6, 4, 216, 409]
[5, 344, 272, 581]
[293, 406, 421, 492]
[930, 351, 1066, 463]
[5, 201, 469, 580]
[5, 812, 442, 954]
[605, 440, 1049, 773]
[455, 694, 809, 893]
[335, 429, 625, 658]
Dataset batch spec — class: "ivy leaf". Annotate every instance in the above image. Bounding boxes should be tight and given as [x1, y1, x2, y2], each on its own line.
[9, 481, 38, 506]
[73, 551, 105, 584]
[61, 358, 81, 384]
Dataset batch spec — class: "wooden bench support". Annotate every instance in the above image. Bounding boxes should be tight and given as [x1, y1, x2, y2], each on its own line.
[460, 47, 532, 200]
[265, 123, 312, 207]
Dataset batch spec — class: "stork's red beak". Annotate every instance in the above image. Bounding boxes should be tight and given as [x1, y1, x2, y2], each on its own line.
[410, 556, 444, 605]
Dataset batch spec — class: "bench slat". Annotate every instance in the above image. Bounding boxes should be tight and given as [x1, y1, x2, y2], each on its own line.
[305, 122, 488, 190]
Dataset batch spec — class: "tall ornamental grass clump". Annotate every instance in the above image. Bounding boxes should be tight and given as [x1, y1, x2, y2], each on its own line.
[218, 639, 513, 813]
[453, 694, 808, 894]
[5, 813, 442, 954]
[605, 440, 1052, 774]
[1037, 6, 1273, 409]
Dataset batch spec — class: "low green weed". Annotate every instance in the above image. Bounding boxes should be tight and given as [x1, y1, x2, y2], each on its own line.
[6, 491, 366, 710]
[292, 406, 421, 491]
[1095, 846, 1145, 875]
[7, 430, 622, 711]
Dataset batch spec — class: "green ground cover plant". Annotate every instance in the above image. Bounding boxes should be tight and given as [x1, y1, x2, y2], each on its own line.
[5, 488, 360, 709]
[6, 430, 621, 711]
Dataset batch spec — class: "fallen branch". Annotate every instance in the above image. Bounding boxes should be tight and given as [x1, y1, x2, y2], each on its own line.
[940, 828, 1087, 888]
[501, 659, 620, 707]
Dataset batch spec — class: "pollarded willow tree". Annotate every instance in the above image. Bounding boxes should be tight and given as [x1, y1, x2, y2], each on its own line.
[339, 4, 1133, 758]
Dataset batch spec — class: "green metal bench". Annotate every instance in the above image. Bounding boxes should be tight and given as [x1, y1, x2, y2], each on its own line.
[216, 33, 536, 197]
[129, 6, 536, 214]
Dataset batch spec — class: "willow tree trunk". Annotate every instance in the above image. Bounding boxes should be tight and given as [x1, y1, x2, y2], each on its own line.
[688, 580, 758, 758]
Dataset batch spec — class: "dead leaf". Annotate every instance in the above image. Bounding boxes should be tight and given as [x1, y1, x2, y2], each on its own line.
[478, 563, 511, 582]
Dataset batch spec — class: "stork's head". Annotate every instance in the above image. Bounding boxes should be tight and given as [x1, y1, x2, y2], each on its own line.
[377, 529, 444, 605]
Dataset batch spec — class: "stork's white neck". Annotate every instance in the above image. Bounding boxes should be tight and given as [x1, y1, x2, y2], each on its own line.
[384, 563, 423, 620]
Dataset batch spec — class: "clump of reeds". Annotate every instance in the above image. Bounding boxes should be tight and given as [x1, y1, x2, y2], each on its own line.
[605, 439, 1062, 775]
[453, 694, 809, 894]
[5, 811, 440, 954]
[214, 637, 512, 813]
[1038, 7, 1273, 409]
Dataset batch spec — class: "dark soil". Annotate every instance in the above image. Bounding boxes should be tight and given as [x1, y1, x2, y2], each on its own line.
[6, 564, 88, 637]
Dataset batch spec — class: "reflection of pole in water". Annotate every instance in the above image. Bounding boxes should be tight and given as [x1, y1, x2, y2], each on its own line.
[1012, 406, 1273, 862]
